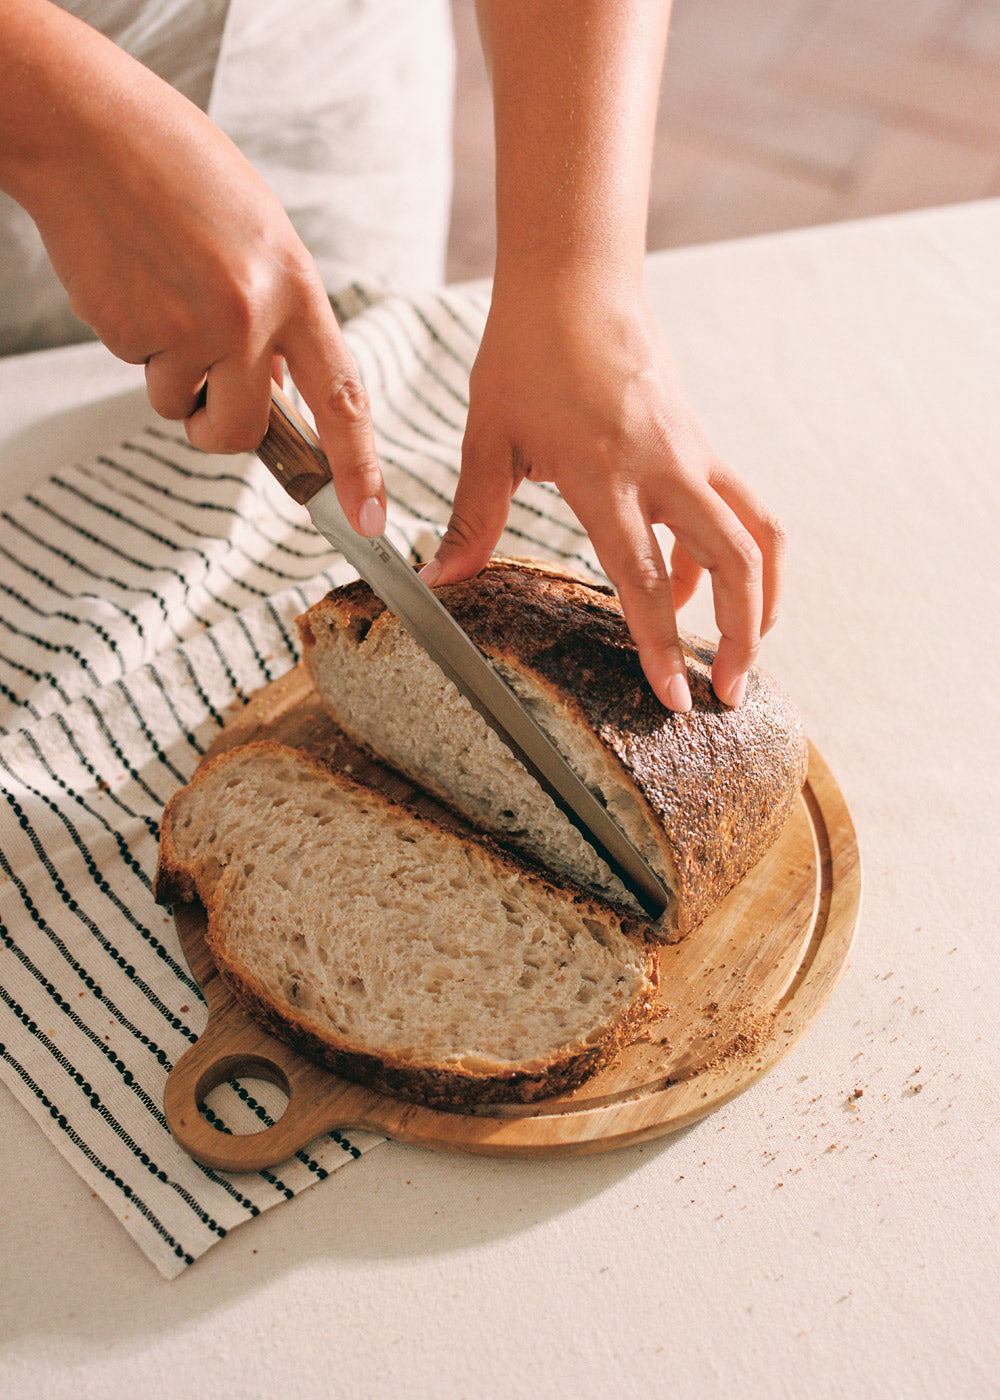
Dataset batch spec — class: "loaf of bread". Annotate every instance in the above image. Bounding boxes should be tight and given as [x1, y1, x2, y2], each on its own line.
[155, 742, 657, 1110]
[298, 558, 809, 940]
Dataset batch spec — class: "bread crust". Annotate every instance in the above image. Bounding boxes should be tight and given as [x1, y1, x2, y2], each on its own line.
[298, 558, 809, 940]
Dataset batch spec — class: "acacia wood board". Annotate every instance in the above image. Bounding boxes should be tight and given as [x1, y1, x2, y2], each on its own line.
[163, 664, 861, 1172]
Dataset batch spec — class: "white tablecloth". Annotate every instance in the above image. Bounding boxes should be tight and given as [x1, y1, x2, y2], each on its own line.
[2, 202, 998, 1398]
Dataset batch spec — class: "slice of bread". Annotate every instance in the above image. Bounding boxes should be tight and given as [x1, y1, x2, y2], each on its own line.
[298, 558, 809, 940]
[155, 742, 657, 1110]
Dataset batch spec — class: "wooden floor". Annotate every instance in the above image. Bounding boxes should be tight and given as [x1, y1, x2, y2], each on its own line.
[446, 0, 1000, 281]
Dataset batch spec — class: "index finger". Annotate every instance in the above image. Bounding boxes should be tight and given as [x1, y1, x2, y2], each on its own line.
[281, 299, 385, 538]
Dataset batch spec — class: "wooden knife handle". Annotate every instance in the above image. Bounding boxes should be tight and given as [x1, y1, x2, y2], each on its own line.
[257, 385, 333, 506]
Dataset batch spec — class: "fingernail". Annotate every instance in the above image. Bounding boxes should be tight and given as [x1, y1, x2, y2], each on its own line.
[722, 673, 748, 709]
[358, 497, 386, 538]
[418, 559, 442, 587]
[664, 672, 692, 714]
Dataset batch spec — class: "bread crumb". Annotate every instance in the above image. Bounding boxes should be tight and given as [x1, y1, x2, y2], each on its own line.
[702, 1005, 776, 1071]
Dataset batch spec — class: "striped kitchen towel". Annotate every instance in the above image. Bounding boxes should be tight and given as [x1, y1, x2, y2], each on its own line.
[0, 285, 603, 1277]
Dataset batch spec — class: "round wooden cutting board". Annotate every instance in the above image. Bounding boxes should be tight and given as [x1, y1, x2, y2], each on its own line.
[163, 664, 861, 1172]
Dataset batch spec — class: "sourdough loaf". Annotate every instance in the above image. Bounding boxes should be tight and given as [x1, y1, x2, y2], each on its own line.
[298, 558, 809, 940]
[155, 742, 657, 1110]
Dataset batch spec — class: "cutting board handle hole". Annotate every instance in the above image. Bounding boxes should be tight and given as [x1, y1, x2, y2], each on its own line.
[195, 1054, 293, 1137]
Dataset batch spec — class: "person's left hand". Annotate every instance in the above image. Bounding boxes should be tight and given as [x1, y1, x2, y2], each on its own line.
[420, 278, 786, 714]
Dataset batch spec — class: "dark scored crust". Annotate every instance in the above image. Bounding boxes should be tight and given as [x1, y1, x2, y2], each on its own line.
[298, 557, 809, 939]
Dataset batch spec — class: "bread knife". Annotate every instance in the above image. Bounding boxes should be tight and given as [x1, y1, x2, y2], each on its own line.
[256, 385, 670, 920]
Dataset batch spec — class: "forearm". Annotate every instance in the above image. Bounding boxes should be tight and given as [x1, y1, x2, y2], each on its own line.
[437, 1, 779, 713]
[0, 0, 133, 212]
[476, 0, 672, 291]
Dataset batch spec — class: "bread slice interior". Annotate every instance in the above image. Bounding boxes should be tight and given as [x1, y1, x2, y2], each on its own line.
[301, 603, 673, 921]
[156, 743, 656, 1107]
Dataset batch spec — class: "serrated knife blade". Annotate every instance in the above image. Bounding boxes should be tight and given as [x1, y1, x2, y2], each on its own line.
[256, 385, 670, 920]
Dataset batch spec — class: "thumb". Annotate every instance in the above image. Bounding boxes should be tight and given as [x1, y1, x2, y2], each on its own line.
[420, 449, 514, 587]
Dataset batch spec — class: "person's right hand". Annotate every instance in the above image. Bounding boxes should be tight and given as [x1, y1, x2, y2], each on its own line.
[3, 0, 386, 538]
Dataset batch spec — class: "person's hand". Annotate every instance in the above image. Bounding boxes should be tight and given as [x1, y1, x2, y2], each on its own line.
[421, 278, 786, 712]
[6, 2, 385, 538]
